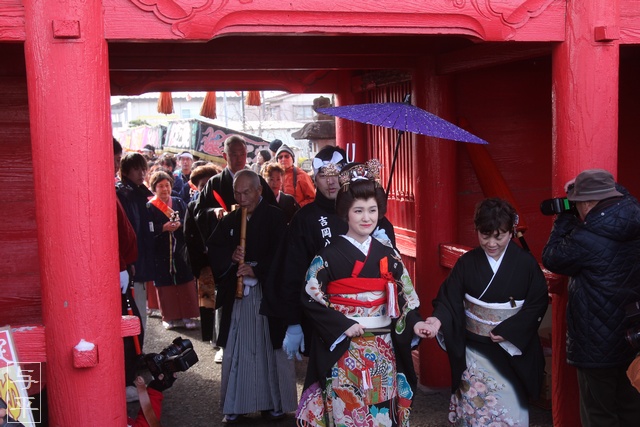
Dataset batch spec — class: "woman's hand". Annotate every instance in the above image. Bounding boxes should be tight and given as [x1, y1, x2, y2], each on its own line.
[420, 317, 442, 339]
[162, 221, 181, 232]
[489, 332, 505, 343]
[413, 321, 431, 338]
[344, 323, 365, 338]
[214, 207, 226, 220]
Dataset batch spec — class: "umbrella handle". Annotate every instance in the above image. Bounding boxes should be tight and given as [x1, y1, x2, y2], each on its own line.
[346, 142, 356, 163]
[386, 131, 404, 198]
[516, 231, 530, 253]
[385, 95, 411, 197]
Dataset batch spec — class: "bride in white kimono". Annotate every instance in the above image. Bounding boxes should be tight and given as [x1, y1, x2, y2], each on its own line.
[423, 198, 548, 426]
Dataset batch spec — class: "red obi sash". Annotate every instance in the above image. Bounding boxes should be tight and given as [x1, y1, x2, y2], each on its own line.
[326, 256, 399, 318]
[327, 277, 388, 308]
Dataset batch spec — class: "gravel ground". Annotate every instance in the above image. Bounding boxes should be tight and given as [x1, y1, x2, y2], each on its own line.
[128, 315, 553, 426]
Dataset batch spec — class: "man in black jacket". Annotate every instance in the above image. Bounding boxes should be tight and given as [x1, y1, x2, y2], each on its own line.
[543, 169, 640, 427]
[192, 135, 276, 363]
[206, 170, 296, 422]
[192, 135, 276, 240]
[116, 153, 155, 334]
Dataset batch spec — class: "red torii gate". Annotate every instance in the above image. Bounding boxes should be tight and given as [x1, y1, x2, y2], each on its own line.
[1, 0, 635, 425]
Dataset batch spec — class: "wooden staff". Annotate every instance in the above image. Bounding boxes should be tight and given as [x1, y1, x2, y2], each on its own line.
[235, 207, 247, 299]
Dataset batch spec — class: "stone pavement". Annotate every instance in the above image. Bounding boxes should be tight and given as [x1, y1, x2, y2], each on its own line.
[128, 315, 553, 426]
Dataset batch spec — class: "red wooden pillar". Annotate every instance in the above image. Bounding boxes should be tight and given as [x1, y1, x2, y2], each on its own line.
[551, 0, 619, 425]
[23, 1, 125, 426]
[413, 58, 456, 388]
[335, 71, 367, 162]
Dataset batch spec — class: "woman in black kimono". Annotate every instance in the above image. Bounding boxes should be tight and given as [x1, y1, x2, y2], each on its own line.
[423, 198, 548, 426]
[296, 160, 428, 427]
[147, 171, 199, 330]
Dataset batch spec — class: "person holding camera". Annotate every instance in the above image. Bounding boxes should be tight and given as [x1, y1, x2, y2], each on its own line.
[542, 169, 640, 427]
[129, 337, 198, 427]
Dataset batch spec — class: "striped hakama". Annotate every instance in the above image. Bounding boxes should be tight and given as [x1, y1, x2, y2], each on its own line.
[220, 283, 298, 415]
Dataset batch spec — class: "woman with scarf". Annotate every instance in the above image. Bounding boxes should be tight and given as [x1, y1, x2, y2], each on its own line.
[296, 160, 428, 427]
[147, 170, 199, 330]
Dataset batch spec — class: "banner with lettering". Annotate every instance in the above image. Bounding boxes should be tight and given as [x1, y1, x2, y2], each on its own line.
[0, 327, 36, 426]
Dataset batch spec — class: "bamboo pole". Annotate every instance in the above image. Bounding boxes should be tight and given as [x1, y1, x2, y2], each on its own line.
[235, 207, 247, 299]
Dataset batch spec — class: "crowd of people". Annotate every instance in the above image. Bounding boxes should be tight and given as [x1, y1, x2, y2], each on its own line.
[111, 135, 640, 427]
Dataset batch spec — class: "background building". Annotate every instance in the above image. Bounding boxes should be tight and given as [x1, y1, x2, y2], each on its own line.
[111, 91, 331, 160]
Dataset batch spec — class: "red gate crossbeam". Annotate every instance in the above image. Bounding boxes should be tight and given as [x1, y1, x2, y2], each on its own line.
[11, 315, 141, 363]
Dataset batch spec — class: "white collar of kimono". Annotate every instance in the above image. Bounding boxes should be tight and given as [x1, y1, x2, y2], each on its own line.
[484, 249, 506, 274]
[341, 234, 372, 255]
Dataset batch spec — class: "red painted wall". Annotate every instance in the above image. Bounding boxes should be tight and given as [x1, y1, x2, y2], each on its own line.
[0, 44, 41, 327]
[454, 58, 554, 256]
[362, 58, 555, 259]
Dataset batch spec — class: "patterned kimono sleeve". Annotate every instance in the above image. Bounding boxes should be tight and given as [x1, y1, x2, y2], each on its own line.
[301, 254, 357, 349]
[390, 250, 421, 334]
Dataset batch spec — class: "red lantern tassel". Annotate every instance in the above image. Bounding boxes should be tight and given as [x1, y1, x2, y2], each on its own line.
[200, 91, 217, 119]
[157, 92, 174, 114]
[246, 90, 261, 106]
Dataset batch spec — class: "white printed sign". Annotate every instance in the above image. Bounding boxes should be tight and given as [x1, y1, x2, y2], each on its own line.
[0, 327, 37, 425]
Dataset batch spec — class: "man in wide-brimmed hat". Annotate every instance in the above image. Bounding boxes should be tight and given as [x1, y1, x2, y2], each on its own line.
[543, 168, 640, 426]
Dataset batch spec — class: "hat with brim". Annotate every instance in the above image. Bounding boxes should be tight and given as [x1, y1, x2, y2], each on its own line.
[567, 169, 623, 202]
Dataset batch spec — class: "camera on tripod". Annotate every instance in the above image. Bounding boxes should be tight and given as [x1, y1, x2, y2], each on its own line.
[143, 337, 199, 388]
[625, 301, 640, 349]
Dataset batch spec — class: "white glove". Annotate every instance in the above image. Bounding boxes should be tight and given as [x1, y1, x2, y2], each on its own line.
[119, 270, 129, 294]
[282, 324, 305, 360]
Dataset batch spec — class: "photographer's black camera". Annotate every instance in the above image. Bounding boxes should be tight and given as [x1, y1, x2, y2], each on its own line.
[540, 197, 575, 216]
[143, 337, 198, 388]
[625, 301, 640, 349]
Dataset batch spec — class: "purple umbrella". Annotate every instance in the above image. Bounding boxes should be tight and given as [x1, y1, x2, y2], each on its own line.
[317, 99, 488, 194]
[316, 102, 488, 145]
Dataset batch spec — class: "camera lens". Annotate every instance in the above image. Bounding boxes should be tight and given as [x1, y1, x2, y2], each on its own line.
[161, 337, 193, 358]
[625, 325, 640, 349]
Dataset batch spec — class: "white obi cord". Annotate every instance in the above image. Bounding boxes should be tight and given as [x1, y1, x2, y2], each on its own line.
[464, 293, 523, 356]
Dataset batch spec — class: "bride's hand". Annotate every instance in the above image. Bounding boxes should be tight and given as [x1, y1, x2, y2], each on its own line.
[345, 323, 365, 338]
